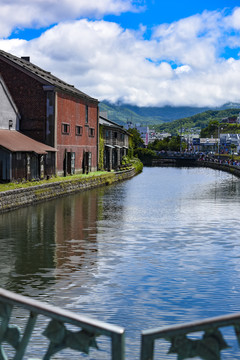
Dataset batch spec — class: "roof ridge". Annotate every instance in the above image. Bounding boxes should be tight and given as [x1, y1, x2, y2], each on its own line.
[0, 49, 98, 102]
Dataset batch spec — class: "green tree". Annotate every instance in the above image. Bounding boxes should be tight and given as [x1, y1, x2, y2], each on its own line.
[200, 120, 219, 138]
[134, 148, 155, 165]
[148, 136, 186, 152]
[127, 128, 144, 149]
[148, 137, 170, 151]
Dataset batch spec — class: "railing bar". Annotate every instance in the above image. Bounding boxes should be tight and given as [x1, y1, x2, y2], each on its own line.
[0, 289, 124, 336]
[13, 311, 38, 360]
[142, 314, 240, 340]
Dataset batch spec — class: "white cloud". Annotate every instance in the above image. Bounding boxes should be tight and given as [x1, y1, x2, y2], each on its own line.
[151, 10, 224, 69]
[226, 7, 240, 30]
[0, 0, 140, 37]
[0, 7, 240, 107]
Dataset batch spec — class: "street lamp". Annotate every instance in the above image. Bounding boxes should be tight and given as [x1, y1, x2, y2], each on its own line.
[217, 125, 224, 154]
[179, 121, 182, 152]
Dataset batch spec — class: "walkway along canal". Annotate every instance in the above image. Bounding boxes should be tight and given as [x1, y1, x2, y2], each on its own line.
[0, 167, 140, 213]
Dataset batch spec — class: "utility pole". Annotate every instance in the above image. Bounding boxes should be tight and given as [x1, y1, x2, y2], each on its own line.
[180, 122, 182, 152]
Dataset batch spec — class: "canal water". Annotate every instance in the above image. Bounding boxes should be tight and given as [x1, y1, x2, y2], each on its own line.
[1, 166, 240, 359]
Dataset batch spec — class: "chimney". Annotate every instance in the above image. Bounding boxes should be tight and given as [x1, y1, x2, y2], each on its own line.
[21, 56, 30, 62]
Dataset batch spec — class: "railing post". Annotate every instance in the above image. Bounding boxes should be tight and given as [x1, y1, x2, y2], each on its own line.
[111, 332, 125, 360]
[13, 311, 38, 360]
[0, 303, 12, 360]
[140, 334, 154, 360]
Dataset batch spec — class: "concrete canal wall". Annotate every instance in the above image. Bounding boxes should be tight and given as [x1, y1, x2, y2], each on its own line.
[197, 160, 240, 178]
[0, 168, 137, 213]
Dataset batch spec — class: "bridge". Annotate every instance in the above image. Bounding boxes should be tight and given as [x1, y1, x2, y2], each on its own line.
[151, 152, 199, 166]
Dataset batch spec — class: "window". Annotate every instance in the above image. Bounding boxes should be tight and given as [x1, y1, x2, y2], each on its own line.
[106, 130, 111, 139]
[62, 123, 70, 134]
[85, 105, 88, 124]
[114, 132, 118, 139]
[16, 153, 22, 160]
[75, 125, 83, 136]
[89, 128, 95, 137]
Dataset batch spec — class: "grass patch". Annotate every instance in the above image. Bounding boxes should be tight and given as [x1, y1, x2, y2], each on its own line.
[0, 171, 108, 193]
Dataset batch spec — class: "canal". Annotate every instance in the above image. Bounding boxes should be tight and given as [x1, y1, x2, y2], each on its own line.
[1, 166, 240, 359]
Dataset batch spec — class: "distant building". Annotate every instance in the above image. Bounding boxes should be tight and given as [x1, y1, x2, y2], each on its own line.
[199, 138, 218, 152]
[125, 122, 149, 146]
[220, 133, 240, 153]
[148, 132, 171, 143]
[99, 114, 130, 171]
[221, 116, 239, 124]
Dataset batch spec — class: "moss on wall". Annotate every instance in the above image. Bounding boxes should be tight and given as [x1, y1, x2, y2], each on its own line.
[98, 125, 105, 171]
[0, 168, 137, 213]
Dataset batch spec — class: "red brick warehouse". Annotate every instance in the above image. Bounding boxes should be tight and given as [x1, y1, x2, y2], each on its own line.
[0, 50, 99, 176]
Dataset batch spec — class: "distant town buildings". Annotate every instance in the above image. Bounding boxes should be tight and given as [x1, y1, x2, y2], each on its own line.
[221, 114, 240, 124]
[125, 121, 150, 145]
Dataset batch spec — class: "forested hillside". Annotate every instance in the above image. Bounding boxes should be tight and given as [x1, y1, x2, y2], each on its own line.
[99, 101, 211, 125]
[99, 101, 240, 129]
[154, 108, 240, 134]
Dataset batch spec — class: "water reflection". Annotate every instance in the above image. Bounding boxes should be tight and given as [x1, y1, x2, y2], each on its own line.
[0, 189, 103, 296]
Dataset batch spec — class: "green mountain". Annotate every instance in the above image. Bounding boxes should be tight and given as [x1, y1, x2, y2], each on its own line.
[99, 101, 211, 125]
[99, 100, 240, 127]
[155, 108, 240, 135]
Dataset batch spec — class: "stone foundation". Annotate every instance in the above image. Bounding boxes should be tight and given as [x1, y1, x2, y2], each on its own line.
[0, 169, 137, 213]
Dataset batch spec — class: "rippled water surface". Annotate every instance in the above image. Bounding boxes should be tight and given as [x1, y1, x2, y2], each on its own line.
[1, 167, 240, 359]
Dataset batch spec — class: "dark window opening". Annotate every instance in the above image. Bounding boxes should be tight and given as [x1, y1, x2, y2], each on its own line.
[62, 123, 70, 134]
[89, 128, 95, 137]
[76, 125, 83, 136]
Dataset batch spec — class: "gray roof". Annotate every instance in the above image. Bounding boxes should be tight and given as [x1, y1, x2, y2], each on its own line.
[0, 49, 98, 103]
[99, 115, 125, 130]
[99, 115, 132, 136]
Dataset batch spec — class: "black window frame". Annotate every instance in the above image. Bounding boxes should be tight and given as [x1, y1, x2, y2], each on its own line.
[89, 128, 95, 137]
[62, 123, 70, 134]
[75, 125, 83, 136]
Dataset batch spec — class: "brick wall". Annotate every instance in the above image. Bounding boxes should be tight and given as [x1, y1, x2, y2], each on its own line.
[0, 59, 47, 143]
[56, 92, 98, 175]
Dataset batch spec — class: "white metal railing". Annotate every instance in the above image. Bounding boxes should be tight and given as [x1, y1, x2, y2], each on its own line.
[140, 312, 240, 360]
[0, 288, 125, 360]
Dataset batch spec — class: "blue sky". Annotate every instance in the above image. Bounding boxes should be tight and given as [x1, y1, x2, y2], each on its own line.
[1, 0, 240, 107]
[105, 0, 239, 32]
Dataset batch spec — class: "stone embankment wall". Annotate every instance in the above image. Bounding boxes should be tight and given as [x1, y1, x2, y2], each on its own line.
[198, 161, 240, 178]
[0, 169, 136, 213]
